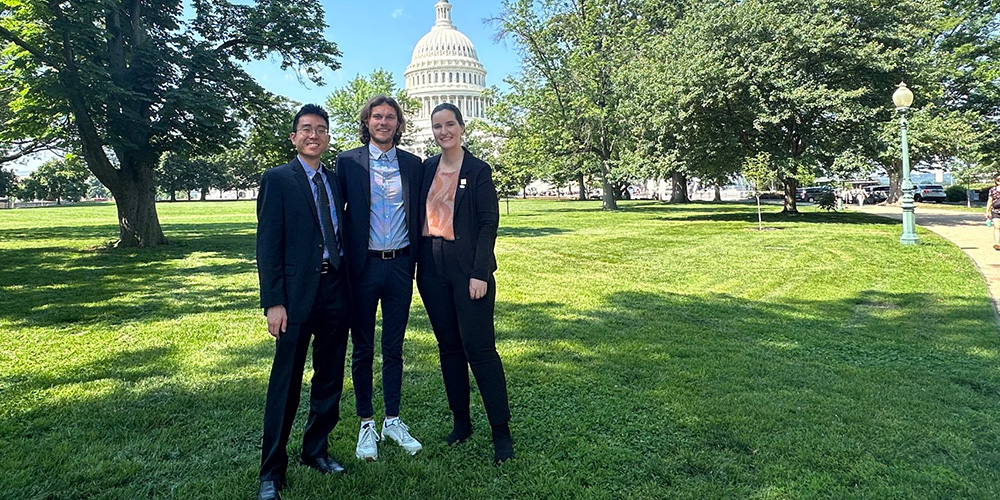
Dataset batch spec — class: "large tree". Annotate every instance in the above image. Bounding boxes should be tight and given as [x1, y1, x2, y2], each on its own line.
[19, 155, 89, 204]
[0, 0, 340, 246]
[494, 0, 646, 210]
[0, 166, 19, 198]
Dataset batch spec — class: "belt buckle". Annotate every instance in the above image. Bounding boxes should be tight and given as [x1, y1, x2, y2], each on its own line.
[381, 249, 394, 259]
[320, 261, 330, 274]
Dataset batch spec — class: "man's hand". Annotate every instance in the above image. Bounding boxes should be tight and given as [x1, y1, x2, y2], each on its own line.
[266, 305, 288, 339]
[469, 278, 488, 301]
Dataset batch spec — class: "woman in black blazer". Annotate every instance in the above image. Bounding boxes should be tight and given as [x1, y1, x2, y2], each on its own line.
[416, 103, 513, 464]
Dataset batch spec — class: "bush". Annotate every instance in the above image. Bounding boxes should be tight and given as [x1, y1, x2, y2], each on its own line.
[946, 185, 967, 202]
[815, 191, 837, 211]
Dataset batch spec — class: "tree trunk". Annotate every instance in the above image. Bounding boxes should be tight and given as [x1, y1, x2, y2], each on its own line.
[170, 190, 176, 202]
[200, 187, 209, 201]
[108, 162, 168, 247]
[756, 195, 763, 230]
[887, 166, 901, 204]
[670, 172, 689, 203]
[780, 176, 799, 213]
[599, 158, 618, 210]
[714, 184, 722, 202]
[577, 173, 587, 201]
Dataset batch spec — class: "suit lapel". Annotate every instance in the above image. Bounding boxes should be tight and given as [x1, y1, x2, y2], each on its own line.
[399, 151, 412, 214]
[453, 151, 472, 212]
[292, 159, 321, 229]
[325, 167, 346, 235]
[357, 147, 372, 211]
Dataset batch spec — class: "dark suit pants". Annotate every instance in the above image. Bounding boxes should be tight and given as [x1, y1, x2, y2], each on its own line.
[350, 254, 413, 418]
[416, 238, 511, 426]
[260, 268, 349, 482]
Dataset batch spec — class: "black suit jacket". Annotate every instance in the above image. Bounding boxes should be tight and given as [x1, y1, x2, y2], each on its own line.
[420, 149, 499, 280]
[335, 145, 424, 281]
[256, 158, 347, 323]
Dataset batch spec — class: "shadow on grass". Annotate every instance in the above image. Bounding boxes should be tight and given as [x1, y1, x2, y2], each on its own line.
[659, 209, 899, 225]
[1, 286, 998, 498]
[497, 226, 571, 238]
[0, 222, 258, 328]
[0, 224, 122, 242]
[491, 289, 999, 497]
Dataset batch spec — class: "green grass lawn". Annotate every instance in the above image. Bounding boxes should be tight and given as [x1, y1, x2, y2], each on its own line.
[1, 200, 998, 499]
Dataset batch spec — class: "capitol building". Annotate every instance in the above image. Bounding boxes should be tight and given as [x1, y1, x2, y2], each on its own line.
[404, 0, 491, 158]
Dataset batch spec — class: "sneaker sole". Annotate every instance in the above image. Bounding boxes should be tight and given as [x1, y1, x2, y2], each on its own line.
[356, 452, 377, 461]
[386, 437, 422, 455]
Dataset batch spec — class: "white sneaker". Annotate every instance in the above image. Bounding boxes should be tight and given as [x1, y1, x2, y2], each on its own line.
[381, 419, 423, 455]
[356, 422, 379, 461]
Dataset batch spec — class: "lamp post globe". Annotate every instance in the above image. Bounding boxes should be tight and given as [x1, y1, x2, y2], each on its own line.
[895, 82, 919, 244]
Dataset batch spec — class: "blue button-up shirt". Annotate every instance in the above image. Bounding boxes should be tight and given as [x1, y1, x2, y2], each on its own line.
[300, 156, 341, 260]
[368, 143, 408, 251]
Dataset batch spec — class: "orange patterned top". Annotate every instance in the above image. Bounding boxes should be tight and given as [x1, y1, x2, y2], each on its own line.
[424, 169, 460, 240]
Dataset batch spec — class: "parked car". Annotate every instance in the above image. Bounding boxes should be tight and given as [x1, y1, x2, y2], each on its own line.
[865, 185, 890, 204]
[795, 186, 833, 203]
[913, 184, 947, 203]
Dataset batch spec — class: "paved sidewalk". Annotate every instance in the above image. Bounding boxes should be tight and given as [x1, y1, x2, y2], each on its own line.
[851, 203, 1000, 318]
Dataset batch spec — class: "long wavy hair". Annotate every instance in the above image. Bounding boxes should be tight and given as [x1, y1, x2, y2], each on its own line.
[358, 95, 405, 146]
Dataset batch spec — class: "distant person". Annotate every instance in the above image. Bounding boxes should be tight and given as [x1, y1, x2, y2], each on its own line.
[984, 175, 1000, 251]
[335, 95, 425, 461]
[856, 188, 865, 207]
[417, 103, 514, 465]
[255, 104, 349, 500]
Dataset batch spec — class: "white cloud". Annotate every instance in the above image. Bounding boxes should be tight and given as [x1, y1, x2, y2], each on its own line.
[391, 8, 403, 18]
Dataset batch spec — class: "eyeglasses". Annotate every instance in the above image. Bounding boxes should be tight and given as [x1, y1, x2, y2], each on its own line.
[296, 126, 329, 137]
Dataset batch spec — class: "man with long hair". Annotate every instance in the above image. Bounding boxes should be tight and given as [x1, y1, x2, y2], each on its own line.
[335, 95, 425, 461]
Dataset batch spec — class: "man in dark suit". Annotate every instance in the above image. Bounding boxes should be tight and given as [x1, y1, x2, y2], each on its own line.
[335, 95, 424, 461]
[255, 104, 349, 500]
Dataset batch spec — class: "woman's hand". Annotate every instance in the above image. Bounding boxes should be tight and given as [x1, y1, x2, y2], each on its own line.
[469, 278, 488, 300]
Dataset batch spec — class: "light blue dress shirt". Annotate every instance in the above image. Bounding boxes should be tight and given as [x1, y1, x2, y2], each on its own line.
[367, 143, 408, 251]
[299, 155, 341, 260]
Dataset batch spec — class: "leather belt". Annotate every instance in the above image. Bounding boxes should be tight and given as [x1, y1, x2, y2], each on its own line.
[368, 246, 409, 260]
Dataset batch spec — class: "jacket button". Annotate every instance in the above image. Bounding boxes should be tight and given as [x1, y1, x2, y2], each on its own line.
[319, 244, 323, 248]
[455, 235, 461, 240]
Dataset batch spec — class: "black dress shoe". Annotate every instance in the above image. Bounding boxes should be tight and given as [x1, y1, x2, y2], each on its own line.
[258, 480, 281, 500]
[300, 455, 345, 474]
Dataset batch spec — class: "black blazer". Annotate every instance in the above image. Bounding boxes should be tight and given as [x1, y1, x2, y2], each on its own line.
[420, 148, 499, 280]
[256, 158, 347, 323]
[335, 145, 424, 281]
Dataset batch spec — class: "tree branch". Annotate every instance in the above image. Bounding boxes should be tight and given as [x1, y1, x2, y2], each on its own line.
[0, 25, 56, 66]
[0, 137, 59, 164]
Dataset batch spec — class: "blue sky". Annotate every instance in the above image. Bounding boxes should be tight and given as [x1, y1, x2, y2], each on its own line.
[245, 1, 520, 105]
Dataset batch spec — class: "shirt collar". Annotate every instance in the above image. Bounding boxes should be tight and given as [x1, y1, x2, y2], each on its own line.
[368, 143, 397, 162]
[298, 155, 325, 180]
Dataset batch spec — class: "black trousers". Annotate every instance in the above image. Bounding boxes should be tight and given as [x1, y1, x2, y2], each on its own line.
[259, 266, 349, 482]
[349, 253, 413, 418]
[416, 238, 510, 427]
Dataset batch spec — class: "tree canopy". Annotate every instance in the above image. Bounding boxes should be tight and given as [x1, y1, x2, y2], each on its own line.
[0, 0, 340, 245]
[491, 0, 1000, 210]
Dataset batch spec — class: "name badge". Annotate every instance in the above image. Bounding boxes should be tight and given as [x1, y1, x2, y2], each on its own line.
[459, 178, 467, 189]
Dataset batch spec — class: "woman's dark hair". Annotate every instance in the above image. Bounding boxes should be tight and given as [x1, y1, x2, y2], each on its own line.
[431, 102, 465, 127]
[292, 104, 329, 132]
[359, 95, 405, 145]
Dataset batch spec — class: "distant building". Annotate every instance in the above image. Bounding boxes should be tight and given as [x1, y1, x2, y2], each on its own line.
[404, 0, 491, 158]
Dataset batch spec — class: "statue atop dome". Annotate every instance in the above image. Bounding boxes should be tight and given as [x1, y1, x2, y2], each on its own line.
[435, 0, 453, 28]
